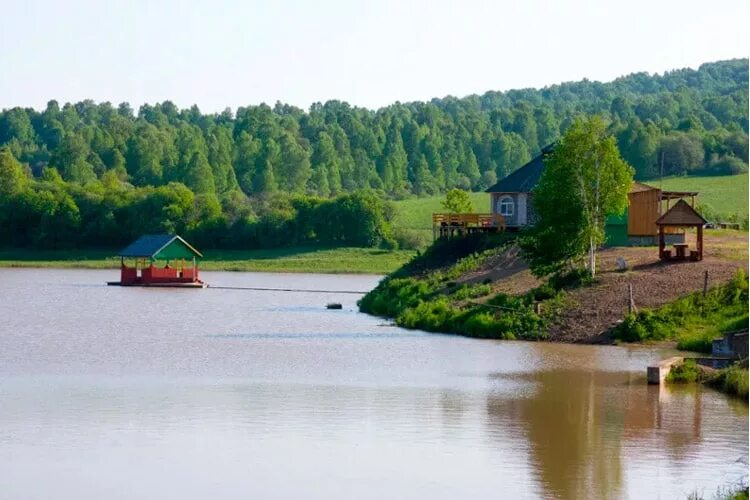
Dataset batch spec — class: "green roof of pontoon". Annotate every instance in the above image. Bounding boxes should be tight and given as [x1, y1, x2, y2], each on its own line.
[117, 234, 203, 259]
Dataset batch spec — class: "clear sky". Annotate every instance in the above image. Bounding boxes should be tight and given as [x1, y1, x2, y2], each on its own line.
[1, 0, 747, 112]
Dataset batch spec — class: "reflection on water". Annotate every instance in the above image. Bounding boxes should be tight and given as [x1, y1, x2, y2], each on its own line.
[0, 269, 747, 500]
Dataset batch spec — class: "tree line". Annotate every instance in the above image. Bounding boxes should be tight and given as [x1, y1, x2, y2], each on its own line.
[0, 58, 747, 250]
[0, 147, 396, 250]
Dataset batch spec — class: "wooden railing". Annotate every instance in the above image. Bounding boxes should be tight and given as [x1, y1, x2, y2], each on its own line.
[433, 213, 505, 228]
[432, 213, 505, 238]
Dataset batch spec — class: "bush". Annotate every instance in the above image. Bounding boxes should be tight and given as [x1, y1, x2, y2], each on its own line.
[676, 335, 713, 353]
[451, 283, 491, 300]
[707, 156, 749, 176]
[666, 359, 704, 383]
[531, 283, 557, 301]
[397, 298, 460, 332]
[709, 365, 749, 399]
[611, 270, 748, 347]
[393, 228, 430, 250]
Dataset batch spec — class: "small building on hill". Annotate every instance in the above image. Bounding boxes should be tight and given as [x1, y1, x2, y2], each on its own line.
[484, 145, 552, 228]
[485, 147, 697, 246]
[108, 234, 205, 287]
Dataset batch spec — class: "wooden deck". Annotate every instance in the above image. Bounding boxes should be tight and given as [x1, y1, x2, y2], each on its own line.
[107, 280, 207, 288]
[432, 213, 505, 239]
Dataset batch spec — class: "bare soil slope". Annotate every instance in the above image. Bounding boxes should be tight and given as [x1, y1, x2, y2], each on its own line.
[557, 231, 747, 342]
[459, 230, 748, 343]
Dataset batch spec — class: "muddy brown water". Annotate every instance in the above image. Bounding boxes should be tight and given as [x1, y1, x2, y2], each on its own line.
[0, 268, 747, 499]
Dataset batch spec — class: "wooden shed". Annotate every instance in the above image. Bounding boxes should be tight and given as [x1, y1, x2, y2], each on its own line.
[605, 182, 699, 246]
[627, 182, 698, 239]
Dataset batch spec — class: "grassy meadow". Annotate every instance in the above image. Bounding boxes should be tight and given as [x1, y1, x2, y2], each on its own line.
[391, 174, 749, 235]
[392, 191, 488, 243]
[0, 247, 415, 275]
[659, 173, 748, 220]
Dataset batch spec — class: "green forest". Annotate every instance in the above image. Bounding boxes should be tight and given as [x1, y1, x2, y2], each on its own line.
[0, 58, 747, 250]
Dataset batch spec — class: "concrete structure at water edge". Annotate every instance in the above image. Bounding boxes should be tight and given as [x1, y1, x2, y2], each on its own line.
[647, 357, 685, 385]
[712, 330, 749, 361]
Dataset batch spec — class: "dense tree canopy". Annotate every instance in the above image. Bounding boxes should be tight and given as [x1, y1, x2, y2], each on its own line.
[0, 59, 746, 199]
[0, 58, 747, 250]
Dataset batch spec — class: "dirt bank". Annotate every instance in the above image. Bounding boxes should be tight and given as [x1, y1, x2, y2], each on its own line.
[461, 230, 747, 343]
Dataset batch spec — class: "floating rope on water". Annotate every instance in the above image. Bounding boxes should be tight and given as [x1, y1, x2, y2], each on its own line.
[207, 285, 368, 294]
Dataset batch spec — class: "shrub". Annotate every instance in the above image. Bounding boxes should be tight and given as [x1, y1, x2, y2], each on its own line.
[462, 311, 511, 339]
[666, 359, 704, 383]
[393, 228, 430, 250]
[397, 298, 460, 332]
[451, 284, 491, 300]
[531, 283, 557, 301]
[707, 156, 749, 176]
[676, 335, 713, 353]
[611, 269, 748, 347]
[709, 365, 749, 399]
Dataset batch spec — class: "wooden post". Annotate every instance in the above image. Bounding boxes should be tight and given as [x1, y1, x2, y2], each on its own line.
[697, 224, 703, 261]
[658, 226, 665, 259]
[703, 270, 709, 297]
[628, 284, 637, 314]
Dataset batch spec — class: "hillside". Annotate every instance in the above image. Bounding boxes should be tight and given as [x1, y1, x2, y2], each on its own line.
[661, 173, 748, 218]
[359, 230, 748, 344]
[0, 58, 747, 252]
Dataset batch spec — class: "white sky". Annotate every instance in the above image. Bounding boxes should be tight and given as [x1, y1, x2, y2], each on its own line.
[1, 0, 748, 112]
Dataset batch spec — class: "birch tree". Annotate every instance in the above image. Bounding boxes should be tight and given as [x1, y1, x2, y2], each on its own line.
[523, 116, 633, 278]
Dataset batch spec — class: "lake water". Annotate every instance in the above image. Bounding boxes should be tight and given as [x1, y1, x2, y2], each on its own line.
[0, 268, 747, 499]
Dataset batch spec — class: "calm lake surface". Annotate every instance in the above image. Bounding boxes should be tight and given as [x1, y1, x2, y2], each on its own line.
[0, 268, 747, 499]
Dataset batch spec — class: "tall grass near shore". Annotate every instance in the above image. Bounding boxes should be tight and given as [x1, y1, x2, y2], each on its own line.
[358, 233, 572, 340]
[611, 270, 749, 352]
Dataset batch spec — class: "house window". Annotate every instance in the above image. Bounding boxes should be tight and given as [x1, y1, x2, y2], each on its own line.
[498, 196, 514, 217]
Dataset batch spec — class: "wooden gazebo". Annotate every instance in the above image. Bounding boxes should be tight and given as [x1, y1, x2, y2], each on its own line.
[108, 234, 206, 287]
[656, 199, 708, 261]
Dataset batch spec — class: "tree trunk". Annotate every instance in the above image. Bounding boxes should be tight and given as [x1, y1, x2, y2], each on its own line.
[589, 236, 596, 277]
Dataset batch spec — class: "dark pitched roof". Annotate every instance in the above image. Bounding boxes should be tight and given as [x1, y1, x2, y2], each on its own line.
[485, 144, 555, 194]
[655, 199, 708, 226]
[630, 182, 659, 193]
[118, 234, 203, 258]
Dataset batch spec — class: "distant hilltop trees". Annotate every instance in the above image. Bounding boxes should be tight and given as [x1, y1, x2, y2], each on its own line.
[0, 58, 747, 200]
[0, 59, 747, 251]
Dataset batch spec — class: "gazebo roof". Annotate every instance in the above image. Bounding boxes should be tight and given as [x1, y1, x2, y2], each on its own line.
[118, 234, 203, 259]
[630, 182, 659, 193]
[655, 199, 707, 226]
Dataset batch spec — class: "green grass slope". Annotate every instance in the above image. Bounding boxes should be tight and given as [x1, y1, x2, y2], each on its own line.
[391, 174, 748, 236]
[658, 173, 748, 220]
[392, 192, 488, 234]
